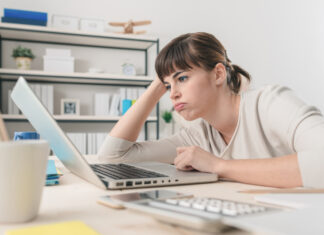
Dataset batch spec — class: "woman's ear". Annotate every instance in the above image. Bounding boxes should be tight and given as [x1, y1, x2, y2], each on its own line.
[213, 63, 227, 85]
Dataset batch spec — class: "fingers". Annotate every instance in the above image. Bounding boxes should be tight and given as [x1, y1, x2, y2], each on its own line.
[174, 146, 188, 166]
[176, 146, 187, 154]
[175, 155, 194, 171]
[174, 146, 194, 171]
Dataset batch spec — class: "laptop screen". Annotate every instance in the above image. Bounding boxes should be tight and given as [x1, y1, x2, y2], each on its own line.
[11, 77, 104, 188]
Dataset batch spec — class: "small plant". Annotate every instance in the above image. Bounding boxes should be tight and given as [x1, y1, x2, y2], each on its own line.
[12, 46, 35, 59]
[162, 110, 172, 123]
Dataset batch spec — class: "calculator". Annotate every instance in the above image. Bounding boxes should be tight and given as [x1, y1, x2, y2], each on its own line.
[125, 197, 278, 232]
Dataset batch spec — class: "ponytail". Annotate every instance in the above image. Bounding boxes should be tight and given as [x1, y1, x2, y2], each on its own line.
[226, 64, 251, 94]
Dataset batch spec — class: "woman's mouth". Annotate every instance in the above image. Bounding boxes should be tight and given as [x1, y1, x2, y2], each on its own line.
[174, 103, 185, 111]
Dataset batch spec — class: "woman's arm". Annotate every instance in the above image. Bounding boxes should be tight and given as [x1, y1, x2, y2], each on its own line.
[109, 78, 166, 142]
[218, 154, 302, 188]
[174, 146, 302, 188]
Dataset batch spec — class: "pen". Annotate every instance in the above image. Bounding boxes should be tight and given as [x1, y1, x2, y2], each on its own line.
[239, 188, 324, 194]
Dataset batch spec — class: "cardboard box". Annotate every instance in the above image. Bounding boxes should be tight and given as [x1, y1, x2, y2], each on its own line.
[43, 56, 74, 73]
[52, 15, 79, 31]
[80, 18, 105, 33]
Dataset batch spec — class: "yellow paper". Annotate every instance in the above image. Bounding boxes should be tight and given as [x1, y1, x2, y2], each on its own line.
[6, 221, 100, 235]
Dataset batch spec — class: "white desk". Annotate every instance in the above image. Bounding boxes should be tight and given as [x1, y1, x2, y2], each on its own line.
[0, 157, 276, 235]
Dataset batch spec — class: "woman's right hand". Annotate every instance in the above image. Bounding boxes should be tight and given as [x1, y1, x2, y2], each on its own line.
[109, 75, 167, 142]
[150, 76, 168, 97]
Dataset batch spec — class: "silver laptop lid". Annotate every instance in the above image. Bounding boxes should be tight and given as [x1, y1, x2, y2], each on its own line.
[11, 77, 106, 189]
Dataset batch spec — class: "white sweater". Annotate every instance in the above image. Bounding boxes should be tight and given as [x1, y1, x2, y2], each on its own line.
[98, 85, 324, 188]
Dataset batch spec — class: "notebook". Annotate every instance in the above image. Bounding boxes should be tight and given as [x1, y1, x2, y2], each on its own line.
[255, 193, 324, 209]
[6, 221, 99, 235]
[11, 77, 218, 190]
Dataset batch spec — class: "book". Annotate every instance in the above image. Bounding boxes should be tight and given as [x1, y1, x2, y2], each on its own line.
[41, 85, 48, 111]
[8, 89, 20, 115]
[1, 17, 47, 26]
[46, 160, 60, 186]
[6, 221, 99, 235]
[4, 8, 48, 21]
[122, 99, 132, 115]
[96, 133, 107, 153]
[119, 88, 127, 115]
[109, 94, 121, 116]
[94, 93, 110, 115]
[67, 133, 87, 155]
[47, 85, 54, 114]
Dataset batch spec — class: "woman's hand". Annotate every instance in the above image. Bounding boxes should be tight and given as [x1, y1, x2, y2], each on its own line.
[151, 76, 168, 94]
[174, 146, 223, 173]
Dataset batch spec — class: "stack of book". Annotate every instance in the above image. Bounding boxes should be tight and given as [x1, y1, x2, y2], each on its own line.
[66, 131, 145, 155]
[29, 84, 54, 114]
[1, 8, 48, 26]
[46, 160, 61, 186]
[66, 133, 87, 155]
[120, 87, 146, 115]
[66, 132, 108, 155]
[8, 84, 53, 115]
[93, 88, 146, 116]
[87, 133, 107, 155]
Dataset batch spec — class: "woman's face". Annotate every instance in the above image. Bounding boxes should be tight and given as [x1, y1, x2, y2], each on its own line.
[163, 66, 217, 121]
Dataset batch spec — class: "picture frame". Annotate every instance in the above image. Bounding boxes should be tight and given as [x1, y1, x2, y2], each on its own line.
[60, 98, 80, 115]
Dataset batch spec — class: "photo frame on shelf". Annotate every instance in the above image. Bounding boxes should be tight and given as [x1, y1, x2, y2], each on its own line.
[61, 98, 80, 115]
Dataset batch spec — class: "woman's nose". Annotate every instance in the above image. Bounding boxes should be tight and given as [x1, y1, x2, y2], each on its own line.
[169, 86, 180, 100]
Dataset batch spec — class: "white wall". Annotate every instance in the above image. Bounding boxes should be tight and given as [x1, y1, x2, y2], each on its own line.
[2, 0, 324, 135]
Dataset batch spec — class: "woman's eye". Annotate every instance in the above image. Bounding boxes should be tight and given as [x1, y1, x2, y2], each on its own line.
[165, 85, 171, 90]
[178, 76, 188, 82]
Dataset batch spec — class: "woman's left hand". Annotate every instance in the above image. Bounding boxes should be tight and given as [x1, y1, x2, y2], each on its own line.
[174, 146, 222, 173]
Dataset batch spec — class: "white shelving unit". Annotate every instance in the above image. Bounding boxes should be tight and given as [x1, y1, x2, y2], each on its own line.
[0, 68, 153, 86]
[2, 114, 158, 122]
[0, 22, 160, 139]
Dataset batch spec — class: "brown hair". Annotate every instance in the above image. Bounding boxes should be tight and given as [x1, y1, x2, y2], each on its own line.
[155, 32, 251, 94]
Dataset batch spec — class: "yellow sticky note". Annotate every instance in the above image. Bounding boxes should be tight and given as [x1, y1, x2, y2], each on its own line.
[6, 221, 100, 235]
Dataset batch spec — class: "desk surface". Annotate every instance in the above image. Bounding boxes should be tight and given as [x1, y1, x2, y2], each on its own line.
[0, 157, 274, 235]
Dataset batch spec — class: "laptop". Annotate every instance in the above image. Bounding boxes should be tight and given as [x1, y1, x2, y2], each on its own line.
[11, 77, 218, 190]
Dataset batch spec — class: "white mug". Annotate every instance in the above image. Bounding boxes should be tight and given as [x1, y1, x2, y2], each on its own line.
[0, 140, 50, 223]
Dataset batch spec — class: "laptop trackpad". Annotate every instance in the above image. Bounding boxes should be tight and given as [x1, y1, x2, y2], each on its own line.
[129, 161, 213, 177]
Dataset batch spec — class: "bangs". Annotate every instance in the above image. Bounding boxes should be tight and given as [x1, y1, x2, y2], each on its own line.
[155, 36, 201, 80]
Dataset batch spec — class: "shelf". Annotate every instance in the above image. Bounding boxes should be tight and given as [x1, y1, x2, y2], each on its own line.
[2, 114, 158, 123]
[0, 23, 158, 50]
[0, 68, 154, 86]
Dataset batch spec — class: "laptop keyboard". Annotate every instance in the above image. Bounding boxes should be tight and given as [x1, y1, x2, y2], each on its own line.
[90, 163, 168, 180]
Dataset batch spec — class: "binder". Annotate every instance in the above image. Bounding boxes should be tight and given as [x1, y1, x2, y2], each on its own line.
[4, 8, 47, 21]
[1, 17, 47, 26]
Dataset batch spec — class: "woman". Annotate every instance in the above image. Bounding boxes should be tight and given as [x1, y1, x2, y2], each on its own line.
[98, 32, 324, 188]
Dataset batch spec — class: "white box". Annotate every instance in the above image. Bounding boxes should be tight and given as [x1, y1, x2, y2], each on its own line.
[80, 18, 104, 33]
[43, 56, 74, 73]
[46, 48, 71, 57]
[52, 15, 79, 31]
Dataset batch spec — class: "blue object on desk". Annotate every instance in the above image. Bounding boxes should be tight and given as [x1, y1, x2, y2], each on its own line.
[46, 160, 60, 186]
[1, 17, 47, 26]
[122, 99, 132, 115]
[14, 131, 40, 140]
[46, 160, 58, 176]
[4, 8, 48, 21]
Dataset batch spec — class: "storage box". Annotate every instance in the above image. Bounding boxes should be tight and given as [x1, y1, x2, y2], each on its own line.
[45, 48, 71, 57]
[43, 56, 74, 73]
[80, 18, 104, 33]
[1, 17, 47, 26]
[4, 8, 48, 21]
[52, 15, 79, 31]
